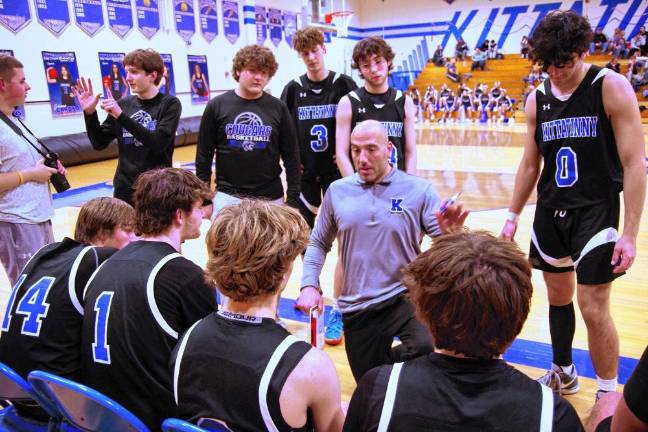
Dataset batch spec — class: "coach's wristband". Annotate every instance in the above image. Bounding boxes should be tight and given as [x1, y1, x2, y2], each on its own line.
[301, 285, 323, 295]
[506, 211, 520, 222]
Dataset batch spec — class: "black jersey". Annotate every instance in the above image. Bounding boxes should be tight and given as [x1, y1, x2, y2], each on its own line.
[280, 71, 357, 179]
[84, 92, 182, 204]
[57, 75, 76, 106]
[624, 345, 648, 424]
[535, 65, 623, 208]
[195, 90, 301, 208]
[0, 238, 116, 381]
[193, 75, 207, 97]
[110, 75, 124, 100]
[172, 311, 313, 432]
[344, 353, 584, 432]
[349, 87, 407, 170]
[81, 241, 216, 430]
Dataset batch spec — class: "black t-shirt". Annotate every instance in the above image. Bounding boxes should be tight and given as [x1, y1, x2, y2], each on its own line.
[280, 71, 357, 180]
[84, 92, 182, 204]
[0, 238, 116, 381]
[57, 75, 76, 106]
[195, 90, 301, 207]
[349, 87, 407, 170]
[171, 311, 313, 432]
[81, 241, 216, 430]
[344, 353, 584, 432]
[625, 345, 648, 423]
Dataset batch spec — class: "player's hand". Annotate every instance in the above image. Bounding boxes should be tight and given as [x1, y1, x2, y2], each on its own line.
[100, 88, 122, 118]
[500, 219, 518, 241]
[24, 159, 57, 183]
[295, 286, 323, 313]
[74, 77, 100, 114]
[436, 202, 469, 234]
[611, 234, 636, 273]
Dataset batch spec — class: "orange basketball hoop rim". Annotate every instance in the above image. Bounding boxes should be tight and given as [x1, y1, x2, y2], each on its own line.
[324, 10, 353, 37]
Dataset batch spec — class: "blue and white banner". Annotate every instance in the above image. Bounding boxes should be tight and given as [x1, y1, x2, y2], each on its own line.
[106, 0, 133, 38]
[199, 0, 217, 42]
[73, 0, 104, 36]
[98, 52, 129, 100]
[188, 54, 210, 104]
[0, 0, 31, 33]
[34, 0, 71, 36]
[42, 51, 82, 117]
[135, 0, 159, 39]
[1, 49, 25, 119]
[255, 5, 266, 45]
[174, 0, 195, 43]
[268, 8, 281, 47]
[221, 0, 239, 44]
[159, 53, 176, 96]
[283, 10, 297, 48]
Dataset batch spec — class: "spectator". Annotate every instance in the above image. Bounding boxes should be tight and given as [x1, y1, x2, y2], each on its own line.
[488, 39, 500, 59]
[605, 56, 621, 74]
[591, 26, 609, 53]
[432, 45, 445, 67]
[447, 57, 460, 82]
[610, 28, 628, 58]
[343, 231, 584, 431]
[521, 35, 530, 58]
[471, 47, 487, 71]
[455, 37, 469, 63]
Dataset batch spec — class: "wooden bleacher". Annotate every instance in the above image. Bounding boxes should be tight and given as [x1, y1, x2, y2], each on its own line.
[413, 53, 648, 122]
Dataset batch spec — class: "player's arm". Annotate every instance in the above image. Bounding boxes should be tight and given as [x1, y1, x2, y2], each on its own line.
[603, 71, 646, 272]
[115, 97, 182, 154]
[75, 76, 117, 151]
[335, 96, 354, 177]
[501, 91, 542, 240]
[278, 102, 301, 208]
[403, 95, 418, 174]
[195, 101, 218, 186]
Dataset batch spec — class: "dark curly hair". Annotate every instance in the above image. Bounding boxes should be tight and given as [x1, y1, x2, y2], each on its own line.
[529, 10, 592, 70]
[351, 36, 395, 77]
[232, 45, 278, 81]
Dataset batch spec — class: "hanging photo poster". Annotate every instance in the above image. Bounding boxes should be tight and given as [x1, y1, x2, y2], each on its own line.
[73, 0, 104, 36]
[0, 49, 25, 119]
[34, 0, 71, 36]
[98, 52, 129, 100]
[221, 0, 239, 44]
[106, 0, 133, 38]
[268, 8, 281, 47]
[255, 5, 266, 45]
[0, 0, 31, 33]
[159, 53, 176, 96]
[42, 51, 82, 117]
[188, 55, 210, 104]
[199, 0, 217, 42]
[135, 0, 160, 39]
[174, 0, 196, 43]
[283, 10, 297, 48]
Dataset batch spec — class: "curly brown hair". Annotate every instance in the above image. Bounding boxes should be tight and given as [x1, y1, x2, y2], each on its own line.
[232, 45, 278, 81]
[292, 27, 325, 52]
[351, 36, 395, 74]
[123, 49, 164, 85]
[530, 10, 592, 70]
[74, 197, 135, 244]
[205, 200, 309, 302]
[133, 168, 211, 236]
[402, 231, 533, 359]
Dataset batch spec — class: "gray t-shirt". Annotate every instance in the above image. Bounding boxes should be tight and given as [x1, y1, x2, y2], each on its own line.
[0, 116, 53, 224]
[302, 168, 441, 313]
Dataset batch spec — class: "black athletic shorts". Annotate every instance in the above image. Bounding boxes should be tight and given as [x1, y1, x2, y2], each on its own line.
[299, 171, 341, 228]
[529, 196, 623, 285]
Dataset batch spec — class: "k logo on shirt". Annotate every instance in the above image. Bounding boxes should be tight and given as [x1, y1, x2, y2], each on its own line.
[390, 198, 404, 213]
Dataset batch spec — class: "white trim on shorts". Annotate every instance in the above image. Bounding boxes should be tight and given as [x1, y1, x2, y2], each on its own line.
[573, 227, 617, 268]
[531, 229, 574, 268]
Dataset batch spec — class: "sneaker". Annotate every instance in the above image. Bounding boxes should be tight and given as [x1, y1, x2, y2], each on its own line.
[595, 390, 610, 401]
[537, 364, 580, 395]
[324, 309, 343, 346]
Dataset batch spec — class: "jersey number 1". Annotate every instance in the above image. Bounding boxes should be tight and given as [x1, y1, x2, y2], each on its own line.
[92, 292, 115, 364]
[310, 124, 328, 152]
[1, 275, 55, 337]
[555, 146, 578, 187]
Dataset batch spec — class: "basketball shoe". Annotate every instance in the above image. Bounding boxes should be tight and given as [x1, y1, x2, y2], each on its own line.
[537, 363, 580, 395]
[324, 308, 343, 346]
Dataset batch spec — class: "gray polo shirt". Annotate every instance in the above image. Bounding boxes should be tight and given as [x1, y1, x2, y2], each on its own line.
[302, 168, 441, 313]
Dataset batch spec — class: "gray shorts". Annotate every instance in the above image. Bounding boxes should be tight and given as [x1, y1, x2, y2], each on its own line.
[0, 220, 54, 286]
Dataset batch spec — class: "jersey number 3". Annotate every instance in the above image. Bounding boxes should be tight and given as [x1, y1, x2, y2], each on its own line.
[555, 146, 578, 187]
[310, 124, 328, 152]
[1, 275, 55, 337]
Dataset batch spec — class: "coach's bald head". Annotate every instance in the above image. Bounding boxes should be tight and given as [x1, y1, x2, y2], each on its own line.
[350, 120, 393, 184]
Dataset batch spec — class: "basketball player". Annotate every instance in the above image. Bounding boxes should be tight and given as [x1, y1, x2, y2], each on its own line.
[335, 36, 417, 176]
[172, 201, 345, 432]
[76, 48, 182, 205]
[344, 231, 583, 431]
[195, 45, 300, 214]
[280, 27, 357, 228]
[0, 197, 134, 420]
[501, 11, 646, 400]
[81, 168, 216, 430]
[297, 120, 468, 382]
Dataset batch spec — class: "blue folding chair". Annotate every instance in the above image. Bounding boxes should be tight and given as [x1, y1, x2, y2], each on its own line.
[0, 362, 56, 431]
[196, 418, 234, 432]
[161, 418, 209, 432]
[27, 371, 149, 432]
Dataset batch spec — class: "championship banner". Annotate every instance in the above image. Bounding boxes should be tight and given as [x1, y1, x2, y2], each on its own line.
[255, 6, 266, 45]
[73, 0, 104, 36]
[0, 0, 31, 33]
[135, 0, 160, 39]
[199, 0, 217, 42]
[221, 0, 239, 44]
[34, 0, 71, 36]
[268, 8, 281, 47]
[42, 51, 82, 117]
[98, 52, 129, 100]
[174, 0, 195, 43]
[159, 53, 176, 96]
[188, 55, 209, 104]
[106, 0, 133, 38]
[1, 49, 25, 119]
[283, 10, 297, 48]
